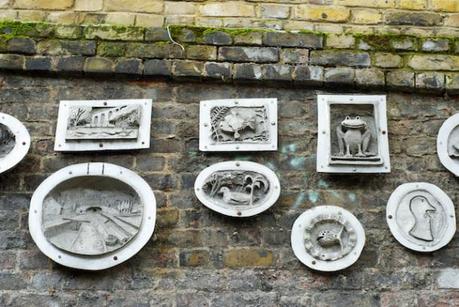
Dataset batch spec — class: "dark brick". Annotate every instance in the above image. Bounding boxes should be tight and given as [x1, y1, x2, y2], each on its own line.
[186, 45, 217, 60]
[144, 59, 172, 76]
[84, 57, 114, 73]
[261, 64, 293, 81]
[233, 63, 262, 80]
[202, 31, 232, 45]
[293, 65, 323, 84]
[324, 67, 355, 84]
[263, 31, 323, 48]
[310, 50, 370, 67]
[385, 11, 443, 26]
[218, 46, 278, 63]
[204, 62, 231, 80]
[0, 54, 24, 70]
[179, 249, 210, 267]
[25, 56, 52, 71]
[114, 58, 142, 74]
[144, 27, 170, 41]
[7, 38, 36, 54]
[173, 60, 204, 77]
[56, 55, 85, 72]
[126, 42, 185, 59]
[386, 70, 415, 89]
[37, 39, 96, 56]
[97, 42, 127, 57]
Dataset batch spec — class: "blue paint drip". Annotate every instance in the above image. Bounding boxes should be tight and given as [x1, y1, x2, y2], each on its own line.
[289, 157, 305, 169]
[308, 191, 319, 203]
[292, 192, 306, 209]
[318, 179, 329, 188]
[281, 143, 297, 154]
[348, 192, 357, 202]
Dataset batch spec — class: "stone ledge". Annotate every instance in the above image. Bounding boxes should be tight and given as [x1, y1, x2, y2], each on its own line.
[0, 21, 457, 92]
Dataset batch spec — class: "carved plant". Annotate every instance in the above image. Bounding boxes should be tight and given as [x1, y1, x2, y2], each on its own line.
[210, 106, 229, 142]
[69, 107, 91, 127]
[243, 174, 269, 206]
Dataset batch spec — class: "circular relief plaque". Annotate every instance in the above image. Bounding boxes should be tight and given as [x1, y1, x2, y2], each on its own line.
[438, 113, 459, 176]
[386, 182, 456, 252]
[291, 206, 365, 272]
[0, 112, 30, 174]
[194, 161, 281, 217]
[29, 162, 156, 270]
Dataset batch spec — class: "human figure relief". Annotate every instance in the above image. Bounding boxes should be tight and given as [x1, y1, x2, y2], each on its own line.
[408, 196, 436, 242]
[336, 116, 372, 158]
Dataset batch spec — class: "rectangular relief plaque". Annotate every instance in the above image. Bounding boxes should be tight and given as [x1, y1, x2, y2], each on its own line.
[199, 98, 278, 151]
[316, 95, 390, 173]
[54, 99, 152, 151]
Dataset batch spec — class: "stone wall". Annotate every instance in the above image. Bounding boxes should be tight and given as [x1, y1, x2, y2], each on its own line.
[0, 1, 458, 37]
[0, 72, 458, 306]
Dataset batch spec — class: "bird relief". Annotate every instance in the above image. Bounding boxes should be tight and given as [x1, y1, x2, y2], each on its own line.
[202, 171, 269, 208]
[42, 187, 143, 256]
[408, 195, 437, 242]
[0, 123, 15, 159]
[210, 106, 269, 144]
[66, 104, 141, 140]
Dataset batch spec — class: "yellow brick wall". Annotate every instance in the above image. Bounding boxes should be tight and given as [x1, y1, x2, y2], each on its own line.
[2, 0, 459, 37]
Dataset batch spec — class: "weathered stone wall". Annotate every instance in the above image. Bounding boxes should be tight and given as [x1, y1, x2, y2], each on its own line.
[0, 1, 458, 37]
[0, 72, 458, 306]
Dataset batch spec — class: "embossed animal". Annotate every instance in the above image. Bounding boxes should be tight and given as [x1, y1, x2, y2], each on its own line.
[336, 116, 372, 157]
[218, 187, 251, 205]
[317, 226, 344, 248]
[218, 110, 256, 140]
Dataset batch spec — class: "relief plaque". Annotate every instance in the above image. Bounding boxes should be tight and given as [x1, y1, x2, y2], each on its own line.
[194, 161, 280, 217]
[316, 95, 390, 173]
[199, 98, 278, 151]
[386, 182, 456, 252]
[0, 112, 30, 174]
[437, 113, 459, 176]
[29, 162, 156, 270]
[54, 99, 152, 151]
[291, 206, 365, 272]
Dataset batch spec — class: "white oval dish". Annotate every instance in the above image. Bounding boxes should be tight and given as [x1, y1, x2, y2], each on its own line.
[0, 112, 30, 174]
[29, 162, 156, 270]
[194, 161, 280, 217]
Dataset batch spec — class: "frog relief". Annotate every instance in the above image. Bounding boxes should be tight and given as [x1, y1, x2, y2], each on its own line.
[336, 116, 372, 158]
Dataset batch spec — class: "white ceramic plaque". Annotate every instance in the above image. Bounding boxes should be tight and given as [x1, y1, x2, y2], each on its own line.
[29, 162, 156, 270]
[291, 206, 365, 272]
[199, 98, 278, 151]
[316, 95, 390, 173]
[54, 99, 152, 151]
[437, 113, 459, 176]
[386, 182, 456, 252]
[194, 161, 280, 217]
[0, 112, 30, 174]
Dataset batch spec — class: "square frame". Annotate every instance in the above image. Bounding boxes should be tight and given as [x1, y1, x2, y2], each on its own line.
[316, 95, 390, 173]
[199, 98, 278, 152]
[54, 99, 152, 152]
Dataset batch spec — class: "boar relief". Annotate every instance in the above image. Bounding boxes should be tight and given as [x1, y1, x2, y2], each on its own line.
[194, 161, 280, 217]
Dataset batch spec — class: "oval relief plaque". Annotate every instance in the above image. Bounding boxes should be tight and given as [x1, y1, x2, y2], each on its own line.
[386, 182, 456, 252]
[194, 161, 280, 217]
[437, 113, 459, 176]
[291, 206, 365, 272]
[29, 162, 156, 270]
[0, 112, 30, 174]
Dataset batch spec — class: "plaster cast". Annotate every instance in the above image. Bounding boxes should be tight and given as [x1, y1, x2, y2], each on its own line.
[194, 161, 280, 217]
[29, 162, 156, 270]
[316, 95, 390, 173]
[291, 206, 365, 272]
[437, 113, 459, 176]
[54, 99, 152, 151]
[386, 182, 456, 252]
[0, 112, 30, 174]
[199, 98, 278, 151]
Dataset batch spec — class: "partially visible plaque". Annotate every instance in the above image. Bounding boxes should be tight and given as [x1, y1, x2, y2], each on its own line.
[199, 98, 278, 151]
[0, 112, 30, 174]
[54, 99, 152, 151]
[437, 113, 459, 176]
[316, 95, 390, 173]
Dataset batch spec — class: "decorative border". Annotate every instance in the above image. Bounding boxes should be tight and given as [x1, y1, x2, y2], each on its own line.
[291, 205, 365, 272]
[437, 113, 459, 176]
[194, 161, 281, 217]
[0, 112, 30, 174]
[316, 95, 390, 173]
[386, 182, 456, 252]
[54, 99, 152, 152]
[199, 98, 278, 152]
[28, 162, 157, 270]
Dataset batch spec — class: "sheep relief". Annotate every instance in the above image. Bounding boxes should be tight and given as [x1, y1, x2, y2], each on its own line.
[194, 161, 280, 217]
[199, 98, 278, 151]
[54, 99, 152, 151]
[291, 206, 365, 272]
[386, 183, 456, 252]
[317, 95, 390, 173]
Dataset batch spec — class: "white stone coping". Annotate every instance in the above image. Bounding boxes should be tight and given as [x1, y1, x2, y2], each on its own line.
[29, 162, 157, 270]
[194, 161, 281, 217]
[291, 205, 366, 272]
[386, 182, 456, 252]
[0, 112, 30, 174]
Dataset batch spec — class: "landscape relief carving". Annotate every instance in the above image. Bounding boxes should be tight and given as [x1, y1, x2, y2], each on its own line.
[210, 106, 269, 144]
[66, 104, 141, 140]
[42, 177, 143, 256]
[0, 123, 15, 159]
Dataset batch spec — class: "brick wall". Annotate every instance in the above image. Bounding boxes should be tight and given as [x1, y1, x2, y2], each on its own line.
[0, 73, 458, 306]
[0, 1, 458, 37]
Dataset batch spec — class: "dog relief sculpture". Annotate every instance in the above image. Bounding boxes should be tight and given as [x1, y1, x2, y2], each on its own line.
[194, 161, 280, 217]
[55, 99, 152, 151]
[291, 206, 365, 272]
[317, 95, 390, 173]
[200, 99, 277, 151]
[386, 182, 456, 252]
